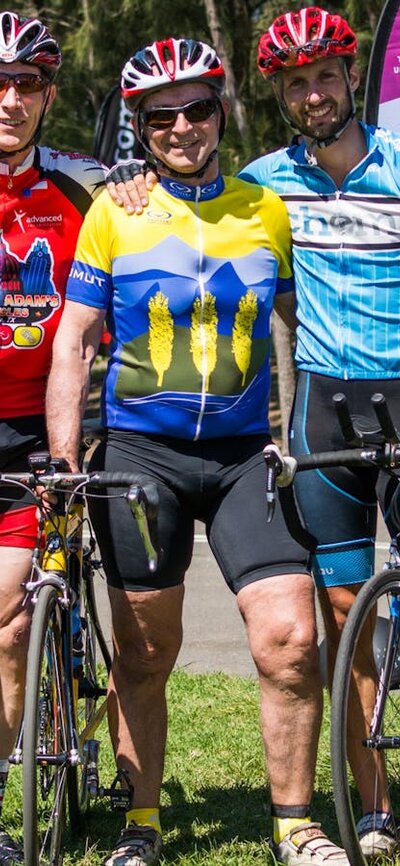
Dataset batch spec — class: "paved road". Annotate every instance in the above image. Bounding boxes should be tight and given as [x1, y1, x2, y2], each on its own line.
[95, 513, 391, 679]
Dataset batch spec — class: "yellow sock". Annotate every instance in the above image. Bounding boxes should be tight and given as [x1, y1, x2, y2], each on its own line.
[126, 807, 161, 834]
[273, 815, 311, 844]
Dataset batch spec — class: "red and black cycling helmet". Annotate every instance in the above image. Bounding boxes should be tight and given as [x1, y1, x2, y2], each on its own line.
[258, 6, 357, 77]
[0, 11, 61, 80]
[121, 37, 225, 111]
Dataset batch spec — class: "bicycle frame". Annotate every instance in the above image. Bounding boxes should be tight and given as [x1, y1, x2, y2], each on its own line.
[0, 457, 160, 865]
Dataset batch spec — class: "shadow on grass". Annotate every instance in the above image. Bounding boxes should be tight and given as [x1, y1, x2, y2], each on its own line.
[61, 781, 343, 861]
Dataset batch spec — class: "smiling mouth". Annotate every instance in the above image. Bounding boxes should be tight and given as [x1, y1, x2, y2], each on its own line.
[0, 119, 23, 127]
[305, 105, 334, 122]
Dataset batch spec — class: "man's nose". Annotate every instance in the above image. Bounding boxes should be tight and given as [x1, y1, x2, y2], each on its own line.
[171, 111, 192, 132]
[0, 83, 21, 108]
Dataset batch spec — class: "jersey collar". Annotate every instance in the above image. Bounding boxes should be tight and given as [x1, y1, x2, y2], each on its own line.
[160, 174, 224, 201]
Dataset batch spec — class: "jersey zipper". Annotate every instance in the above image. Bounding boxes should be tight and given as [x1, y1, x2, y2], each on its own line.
[193, 185, 207, 440]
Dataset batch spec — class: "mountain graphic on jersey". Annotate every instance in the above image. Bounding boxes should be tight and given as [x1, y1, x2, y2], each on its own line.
[0, 232, 61, 326]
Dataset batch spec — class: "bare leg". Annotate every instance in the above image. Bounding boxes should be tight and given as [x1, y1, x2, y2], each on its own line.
[0, 547, 32, 761]
[237, 573, 322, 805]
[319, 584, 390, 813]
[107, 584, 184, 806]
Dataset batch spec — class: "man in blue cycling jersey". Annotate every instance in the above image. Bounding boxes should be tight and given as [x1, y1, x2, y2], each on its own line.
[238, 7, 400, 858]
[46, 36, 350, 866]
[108, 7, 400, 861]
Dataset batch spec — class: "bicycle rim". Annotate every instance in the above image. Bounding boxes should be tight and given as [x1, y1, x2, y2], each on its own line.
[23, 584, 69, 866]
[331, 568, 400, 866]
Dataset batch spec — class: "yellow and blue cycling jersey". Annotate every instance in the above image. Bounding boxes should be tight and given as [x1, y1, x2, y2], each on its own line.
[66, 174, 293, 439]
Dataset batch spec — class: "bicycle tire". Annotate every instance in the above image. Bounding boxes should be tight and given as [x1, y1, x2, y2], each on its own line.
[67, 557, 109, 826]
[331, 567, 400, 865]
[23, 583, 69, 866]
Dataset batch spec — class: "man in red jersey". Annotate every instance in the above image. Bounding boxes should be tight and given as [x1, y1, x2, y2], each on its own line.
[0, 12, 104, 862]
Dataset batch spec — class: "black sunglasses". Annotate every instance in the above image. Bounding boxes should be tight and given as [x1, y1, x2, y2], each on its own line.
[140, 97, 219, 130]
[0, 73, 48, 96]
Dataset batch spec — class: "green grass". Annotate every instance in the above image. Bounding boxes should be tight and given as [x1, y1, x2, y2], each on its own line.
[0, 671, 385, 864]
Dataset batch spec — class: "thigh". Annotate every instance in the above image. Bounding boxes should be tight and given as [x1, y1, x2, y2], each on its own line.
[88, 438, 194, 591]
[290, 372, 379, 535]
[289, 373, 386, 587]
[0, 546, 33, 625]
[207, 448, 309, 594]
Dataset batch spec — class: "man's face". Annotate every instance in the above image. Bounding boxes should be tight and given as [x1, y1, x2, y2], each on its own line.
[0, 61, 55, 157]
[279, 57, 359, 141]
[137, 82, 225, 182]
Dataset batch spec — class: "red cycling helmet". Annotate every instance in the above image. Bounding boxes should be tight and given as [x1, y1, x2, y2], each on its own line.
[121, 37, 225, 110]
[258, 6, 357, 77]
[0, 11, 61, 80]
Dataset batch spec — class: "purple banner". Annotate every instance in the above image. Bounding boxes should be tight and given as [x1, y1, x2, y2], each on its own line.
[364, 0, 400, 131]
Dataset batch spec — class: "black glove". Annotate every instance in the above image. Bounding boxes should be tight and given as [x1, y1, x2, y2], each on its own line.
[105, 159, 146, 184]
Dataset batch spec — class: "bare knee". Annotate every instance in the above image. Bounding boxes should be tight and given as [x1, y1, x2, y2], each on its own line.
[238, 574, 320, 692]
[109, 585, 184, 685]
[252, 612, 319, 690]
[112, 627, 182, 685]
[0, 608, 31, 667]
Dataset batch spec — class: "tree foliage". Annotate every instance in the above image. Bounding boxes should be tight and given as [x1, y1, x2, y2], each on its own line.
[9, 0, 386, 167]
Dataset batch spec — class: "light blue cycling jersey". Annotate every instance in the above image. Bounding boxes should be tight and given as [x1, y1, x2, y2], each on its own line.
[239, 123, 400, 381]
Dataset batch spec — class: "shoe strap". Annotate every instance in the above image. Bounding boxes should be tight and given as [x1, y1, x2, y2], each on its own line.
[357, 811, 396, 836]
[289, 823, 325, 850]
[289, 824, 348, 861]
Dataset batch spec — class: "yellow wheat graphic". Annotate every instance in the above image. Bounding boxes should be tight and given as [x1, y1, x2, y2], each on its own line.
[232, 289, 258, 385]
[148, 291, 174, 386]
[190, 292, 218, 391]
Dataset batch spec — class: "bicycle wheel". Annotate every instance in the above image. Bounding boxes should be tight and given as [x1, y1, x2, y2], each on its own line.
[331, 568, 400, 866]
[23, 583, 69, 866]
[67, 556, 110, 826]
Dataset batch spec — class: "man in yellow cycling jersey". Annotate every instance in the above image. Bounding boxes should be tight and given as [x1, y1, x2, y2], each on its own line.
[47, 37, 349, 866]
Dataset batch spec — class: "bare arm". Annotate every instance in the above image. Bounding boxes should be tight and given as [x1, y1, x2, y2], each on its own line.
[273, 290, 298, 333]
[46, 300, 106, 471]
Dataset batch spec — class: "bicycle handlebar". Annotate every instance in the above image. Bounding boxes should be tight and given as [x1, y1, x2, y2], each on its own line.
[264, 390, 400, 523]
[0, 469, 161, 572]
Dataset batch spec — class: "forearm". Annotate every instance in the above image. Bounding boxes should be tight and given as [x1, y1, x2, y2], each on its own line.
[46, 347, 92, 470]
[46, 301, 104, 470]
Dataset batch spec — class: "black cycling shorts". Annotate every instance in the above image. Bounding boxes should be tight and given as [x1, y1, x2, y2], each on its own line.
[289, 372, 400, 587]
[88, 431, 309, 594]
[0, 415, 47, 512]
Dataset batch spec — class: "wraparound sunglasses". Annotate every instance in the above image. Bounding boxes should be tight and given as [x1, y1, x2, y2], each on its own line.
[140, 97, 219, 130]
[0, 73, 48, 95]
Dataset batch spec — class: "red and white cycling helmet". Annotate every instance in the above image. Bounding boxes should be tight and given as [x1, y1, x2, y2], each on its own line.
[258, 6, 357, 77]
[121, 37, 225, 110]
[0, 11, 61, 80]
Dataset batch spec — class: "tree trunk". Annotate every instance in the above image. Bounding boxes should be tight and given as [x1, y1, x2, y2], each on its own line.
[271, 312, 296, 454]
[202, 0, 250, 144]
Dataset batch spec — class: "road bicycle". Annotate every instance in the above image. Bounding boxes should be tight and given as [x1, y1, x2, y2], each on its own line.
[264, 392, 400, 866]
[3, 451, 159, 866]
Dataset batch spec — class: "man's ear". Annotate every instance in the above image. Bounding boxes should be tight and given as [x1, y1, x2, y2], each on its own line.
[348, 62, 360, 93]
[221, 97, 231, 122]
[44, 83, 57, 114]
